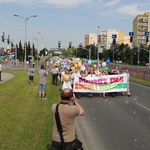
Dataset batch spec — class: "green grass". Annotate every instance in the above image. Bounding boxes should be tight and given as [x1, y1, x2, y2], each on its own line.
[0, 70, 61, 150]
[130, 76, 150, 86]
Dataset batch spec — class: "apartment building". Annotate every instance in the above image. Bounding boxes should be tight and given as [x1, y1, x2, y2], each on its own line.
[133, 12, 150, 46]
[84, 30, 129, 49]
[84, 33, 98, 47]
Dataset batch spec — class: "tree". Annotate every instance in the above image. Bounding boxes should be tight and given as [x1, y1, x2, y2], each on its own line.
[19, 41, 23, 61]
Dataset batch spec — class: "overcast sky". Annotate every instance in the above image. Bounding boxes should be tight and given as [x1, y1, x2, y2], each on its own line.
[0, 0, 149, 50]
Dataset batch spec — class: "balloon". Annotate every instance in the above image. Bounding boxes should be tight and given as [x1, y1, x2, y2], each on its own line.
[88, 60, 91, 65]
[71, 67, 75, 71]
[67, 66, 70, 70]
[92, 60, 95, 64]
[102, 62, 106, 67]
[93, 64, 96, 68]
[64, 64, 66, 68]
[55, 68, 58, 71]
[83, 62, 87, 66]
[106, 59, 110, 64]
[104, 67, 108, 72]
[26, 61, 29, 64]
[57, 63, 60, 67]
[78, 62, 82, 67]
[74, 64, 77, 67]
[80, 66, 86, 71]
[98, 63, 101, 68]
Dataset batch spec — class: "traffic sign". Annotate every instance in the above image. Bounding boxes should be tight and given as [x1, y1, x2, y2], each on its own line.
[98, 47, 102, 53]
[129, 32, 134, 36]
[145, 32, 149, 36]
[112, 34, 117, 39]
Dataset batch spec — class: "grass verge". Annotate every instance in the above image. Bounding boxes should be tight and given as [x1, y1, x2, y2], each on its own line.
[0, 70, 61, 150]
[130, 76, 150, 86]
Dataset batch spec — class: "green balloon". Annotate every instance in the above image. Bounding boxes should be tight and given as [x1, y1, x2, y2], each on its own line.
[104, 67, 108, 72]
[92, 60, 95, 64]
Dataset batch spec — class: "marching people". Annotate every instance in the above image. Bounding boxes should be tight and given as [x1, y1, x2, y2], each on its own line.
[122, 68, 131, 97]
[51, 88, 85, 150]
[87, 68, 96, 98]
[71, 67, 81, 99]
[38, 65, 48, 100]
[51, 65, 58, 86]
[62, 68, 72, 90]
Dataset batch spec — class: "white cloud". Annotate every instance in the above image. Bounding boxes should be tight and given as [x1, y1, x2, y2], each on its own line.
[42, 0, 87, 7]
[0, 0, 91, 7]
[105, 0, 120, 6]
[117, 3, 145, 16]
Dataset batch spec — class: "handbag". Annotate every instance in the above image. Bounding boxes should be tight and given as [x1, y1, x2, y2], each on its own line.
[55, 104, 83, 150]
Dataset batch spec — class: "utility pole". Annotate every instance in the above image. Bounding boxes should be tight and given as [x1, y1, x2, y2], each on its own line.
[97, 26, 100, 66]
[137, 47, 140, 65]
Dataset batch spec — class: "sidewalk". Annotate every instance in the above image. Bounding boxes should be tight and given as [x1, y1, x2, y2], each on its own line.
[0, 72, 15, 84]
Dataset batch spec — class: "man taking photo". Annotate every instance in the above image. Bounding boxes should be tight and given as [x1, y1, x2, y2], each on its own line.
[51, 88, 85, 150]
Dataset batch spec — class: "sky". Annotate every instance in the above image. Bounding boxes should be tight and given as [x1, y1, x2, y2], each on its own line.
[0, 0, 150, 51]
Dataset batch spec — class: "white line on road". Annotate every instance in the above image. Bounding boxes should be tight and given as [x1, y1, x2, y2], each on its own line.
[136, 102, 150, 111]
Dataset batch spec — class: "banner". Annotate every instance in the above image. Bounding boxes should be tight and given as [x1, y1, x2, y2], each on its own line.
[73, 74, 127, 93]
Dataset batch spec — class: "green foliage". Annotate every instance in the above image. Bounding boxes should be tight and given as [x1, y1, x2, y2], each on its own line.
[140, 61, 147, 66]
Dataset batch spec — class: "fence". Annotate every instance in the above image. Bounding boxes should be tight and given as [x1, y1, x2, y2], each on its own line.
[109, 64, 149, 79]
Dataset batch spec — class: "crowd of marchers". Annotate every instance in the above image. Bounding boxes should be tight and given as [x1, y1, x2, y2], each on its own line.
[47, 57, 131, 98]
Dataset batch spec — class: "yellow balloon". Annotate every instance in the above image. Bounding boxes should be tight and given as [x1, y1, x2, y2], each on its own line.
[78, 62, 82, 67]
[75, 64, 77, 67]
[71, 67, 75, 71]
[93, 64, 97, 68]
[55, 68, 58, 71]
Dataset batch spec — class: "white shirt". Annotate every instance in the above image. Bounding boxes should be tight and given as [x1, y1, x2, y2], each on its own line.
[0, 64, 2, 71]
[87, 73, 96, 77]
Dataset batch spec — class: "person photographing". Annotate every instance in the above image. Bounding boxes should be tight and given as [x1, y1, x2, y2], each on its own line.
[51, 88, 85, 150]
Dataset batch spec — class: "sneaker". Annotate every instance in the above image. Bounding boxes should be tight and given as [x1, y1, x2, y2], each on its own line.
[89, 94, 93, 98]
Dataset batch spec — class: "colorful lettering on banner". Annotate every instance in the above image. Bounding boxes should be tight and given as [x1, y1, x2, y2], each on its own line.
[73, 74, 127, 93]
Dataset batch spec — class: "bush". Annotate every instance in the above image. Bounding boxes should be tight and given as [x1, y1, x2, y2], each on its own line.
[140, 61, 146, 66]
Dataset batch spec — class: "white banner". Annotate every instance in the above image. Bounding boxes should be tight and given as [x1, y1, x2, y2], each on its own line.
[73, 74, 127, 93]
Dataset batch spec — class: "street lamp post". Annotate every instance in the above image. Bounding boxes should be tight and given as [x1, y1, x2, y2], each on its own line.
[97, 26, 100, 66]
[34, 38, 39, 63]
[14, 14, 37, 71]
[32, 32, 40, 57]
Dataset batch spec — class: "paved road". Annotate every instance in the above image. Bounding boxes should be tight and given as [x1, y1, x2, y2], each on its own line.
[77, 82, 150, 150]
[0, 72, 15, 84]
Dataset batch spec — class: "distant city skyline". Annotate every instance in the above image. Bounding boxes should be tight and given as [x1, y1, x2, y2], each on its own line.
[0, 0, 150, 50]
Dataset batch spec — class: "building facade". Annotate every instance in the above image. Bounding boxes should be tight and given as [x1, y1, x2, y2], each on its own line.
[84, 30, 130, 49]
[84, 33, 98, 47]
[133, 12, 150, 46]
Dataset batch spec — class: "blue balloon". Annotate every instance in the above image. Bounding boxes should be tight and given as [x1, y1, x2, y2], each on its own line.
[106, 59, 110, 64]
[88, 60, 91, 65]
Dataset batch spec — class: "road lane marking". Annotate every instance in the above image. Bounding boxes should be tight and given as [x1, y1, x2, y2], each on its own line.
[136, 102, 150, 111]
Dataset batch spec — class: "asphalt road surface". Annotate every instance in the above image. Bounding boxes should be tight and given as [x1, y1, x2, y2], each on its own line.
[77, 82, 150, 150]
